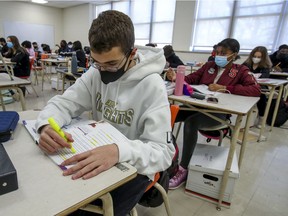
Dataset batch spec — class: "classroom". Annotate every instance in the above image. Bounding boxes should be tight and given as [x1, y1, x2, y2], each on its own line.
[1, 1, 288, 216]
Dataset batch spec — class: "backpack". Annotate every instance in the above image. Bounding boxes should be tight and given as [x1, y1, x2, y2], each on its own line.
[138, 134, 179, 207]
[266, 99, 288, 127]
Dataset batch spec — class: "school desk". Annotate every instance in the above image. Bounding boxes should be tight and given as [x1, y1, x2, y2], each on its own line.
[256, 78, 288, 141]
[168, 93, 259, 210]
[0, 73, 32, 111]
[40, 58, 69, 91]
[0, 110, 137, 216]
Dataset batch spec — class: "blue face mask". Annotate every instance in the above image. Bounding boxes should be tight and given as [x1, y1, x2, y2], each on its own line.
[215, 54, 234, 68]
[7, 41, 13, 48]
[215, 56, 228, 68]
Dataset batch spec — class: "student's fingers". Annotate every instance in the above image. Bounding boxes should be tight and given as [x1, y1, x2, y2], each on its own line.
[45, 127, 71, 148]
[39, 131, 63, 153]
[64, 131, 74, 143]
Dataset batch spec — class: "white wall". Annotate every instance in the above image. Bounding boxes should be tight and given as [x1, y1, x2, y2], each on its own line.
[0, 1, 62, 51]
[62, 4, 93, 48]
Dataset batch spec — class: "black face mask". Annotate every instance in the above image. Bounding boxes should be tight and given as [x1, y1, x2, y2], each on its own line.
[277, 53, 288, 61]
[100, 66, 125, 85]
[100, 58, 132, 84]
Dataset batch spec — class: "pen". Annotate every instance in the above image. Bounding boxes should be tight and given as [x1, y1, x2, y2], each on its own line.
[48, 117, 76, 154]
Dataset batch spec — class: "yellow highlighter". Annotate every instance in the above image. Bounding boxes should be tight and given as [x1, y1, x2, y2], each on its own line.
[48, 117, 76, 154]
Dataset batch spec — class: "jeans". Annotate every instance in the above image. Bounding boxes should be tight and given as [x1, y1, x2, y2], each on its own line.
[175, 108, 227, 169]
[69, 174, 150, 216]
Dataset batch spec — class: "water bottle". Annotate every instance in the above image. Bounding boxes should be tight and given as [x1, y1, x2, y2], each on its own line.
[71, 52, 77, 74]
[68, 59, 71, 73]
[174, 65, 186, 96]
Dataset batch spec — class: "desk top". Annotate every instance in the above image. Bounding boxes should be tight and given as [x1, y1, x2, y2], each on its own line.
[0, 73, 31, 86]
[269, 72, 288, 77]
[169, 93, 259, 115]
[41, 58, 69, 63]
[257, 78, 288, 86]
[0, 110, 137, 216]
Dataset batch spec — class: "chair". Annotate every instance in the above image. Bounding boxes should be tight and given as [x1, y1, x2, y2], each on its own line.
[199, 124, 230, 146]
[131, 105, 179, 216]
[175, 117, 230, 147]
[30, 57, 43, 85]
[80, 105, 178, 216]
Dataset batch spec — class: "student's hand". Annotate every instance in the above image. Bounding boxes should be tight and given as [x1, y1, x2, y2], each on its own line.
[38, 125, 73, 154]
[208, 84, 226, 92]
[61, 144, 119, 180]
[272, 66, 282, 72]
[166, 67, 176, 81]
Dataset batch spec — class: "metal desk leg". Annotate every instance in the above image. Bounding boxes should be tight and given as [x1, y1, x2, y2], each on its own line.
[0, 91, 6, 111]
[62, 74, 66, 94]
[258, 86, 275, 142]
[79, 193, 113, 216]
[217, 114, 243, 210]
[270, 85, 284, 131]
[238, 110, 253, 168]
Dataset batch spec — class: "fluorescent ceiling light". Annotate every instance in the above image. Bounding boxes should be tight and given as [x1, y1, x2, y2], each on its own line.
[32, 0, 48, 4]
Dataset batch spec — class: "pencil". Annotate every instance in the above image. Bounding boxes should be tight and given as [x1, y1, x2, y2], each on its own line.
[275, 62, 281, 67]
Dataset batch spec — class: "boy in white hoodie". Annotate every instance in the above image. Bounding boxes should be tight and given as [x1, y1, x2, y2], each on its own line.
[36, 10, 174, 216]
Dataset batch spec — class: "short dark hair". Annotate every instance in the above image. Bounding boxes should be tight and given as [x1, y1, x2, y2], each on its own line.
[73, 40, 83, 51]
[21, 40, 32, 49]
[88, 10, 134, 54]
[0, 37, 6, 43]
[217, 38, 240, 53]
[163, 45, 174, 58]
[278, 44, 288, 50]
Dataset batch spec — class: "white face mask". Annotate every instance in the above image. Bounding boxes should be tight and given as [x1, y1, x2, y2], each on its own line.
[252, 57, 261, 64]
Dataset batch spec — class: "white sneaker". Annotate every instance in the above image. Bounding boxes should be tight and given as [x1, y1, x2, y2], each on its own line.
[12, 92, 20, 102]
[256, 116, 264, 129]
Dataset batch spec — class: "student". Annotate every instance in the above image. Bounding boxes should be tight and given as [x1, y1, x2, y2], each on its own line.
[21, 40, 35, 58]
[56, 40, 68, 55]
[166, 38, 261, 189]
[41, 43, 51, 54]
[5, 35, 30, 78]
[72, 40, 86, 68]
[35, 10, 174, 216]
[163, 45, 184, 68]
[207, 44, 217, 61]
[145, 43, 157, 47]
[269, 44, 288, 72]
[0, 37, 9, 57]
[243, 46, 272, 127]
[67, 41, 74, 52]
[243, 46, 272, 78]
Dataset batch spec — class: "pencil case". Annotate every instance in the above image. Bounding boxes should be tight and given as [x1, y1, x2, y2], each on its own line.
[0, 111, 20, 142]
[0, 142, 18, 195]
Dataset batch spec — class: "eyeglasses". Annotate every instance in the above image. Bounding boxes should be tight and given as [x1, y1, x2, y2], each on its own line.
[90, 51, 130, 72]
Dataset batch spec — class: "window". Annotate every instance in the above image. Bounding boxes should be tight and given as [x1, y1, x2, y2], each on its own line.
[191, 0, 288, 53]
[94, 0, 176, 47]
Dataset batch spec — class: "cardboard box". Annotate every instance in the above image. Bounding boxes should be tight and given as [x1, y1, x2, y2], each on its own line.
[185, 144, 239, 207]
[0, 143, 18, 195]
[51, 77, 70, 91]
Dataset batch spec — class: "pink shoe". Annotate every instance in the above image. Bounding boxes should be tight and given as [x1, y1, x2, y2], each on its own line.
[169, 165, 188, 190]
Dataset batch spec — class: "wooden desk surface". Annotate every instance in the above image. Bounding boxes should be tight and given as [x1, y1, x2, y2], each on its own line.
[0, 110, 137, 216]
[257, 78, 288, 86]
[0, 73, 31, 86]
[41, 58, 69, 63]
[270, 72, 288, 77]
[169, 93, 259, 115]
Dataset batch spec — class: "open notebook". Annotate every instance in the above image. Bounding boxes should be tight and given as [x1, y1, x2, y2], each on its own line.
[23, 118, 129, 170]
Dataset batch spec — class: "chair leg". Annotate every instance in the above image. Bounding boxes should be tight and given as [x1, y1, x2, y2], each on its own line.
[79, 193, 113, 216]
[218, 130, 224, 146]
[30, 84, 39, 97]
[175, 122, 182, 140]
[154, 182, 172, 216]
[130, 207, 138, 216]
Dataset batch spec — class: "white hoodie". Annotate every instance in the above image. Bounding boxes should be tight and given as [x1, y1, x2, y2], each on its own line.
[36, 46, 175, 180]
